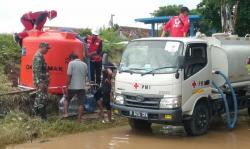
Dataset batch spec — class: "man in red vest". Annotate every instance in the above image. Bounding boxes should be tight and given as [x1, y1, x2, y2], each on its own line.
[85, 30, 103, 86]
[14, 10, 57, 46]
[161, 7, 190, 37]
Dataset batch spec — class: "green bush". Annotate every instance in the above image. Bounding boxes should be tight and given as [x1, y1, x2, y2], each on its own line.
[0, 34, 21, 65]
[79, 28, 92, 37]
[99, 28, 127, 63]
[0, 34, 21, 94]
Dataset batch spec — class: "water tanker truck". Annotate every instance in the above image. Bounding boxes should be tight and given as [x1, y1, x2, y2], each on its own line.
[111, 33, 250, 136]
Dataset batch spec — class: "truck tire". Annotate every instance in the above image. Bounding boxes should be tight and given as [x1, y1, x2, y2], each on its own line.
[128, 118, 151, 131]
[184, 102, 209, 136]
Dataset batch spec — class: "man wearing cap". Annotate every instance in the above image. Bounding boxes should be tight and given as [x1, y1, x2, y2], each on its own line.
[84, 31, 102, 86]
[14, 10, 57, 46]
[161, 7, 190, 37]
[32, 42, 50, 119]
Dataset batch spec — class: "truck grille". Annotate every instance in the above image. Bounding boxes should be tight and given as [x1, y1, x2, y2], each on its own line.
[124, 95, 161, 109]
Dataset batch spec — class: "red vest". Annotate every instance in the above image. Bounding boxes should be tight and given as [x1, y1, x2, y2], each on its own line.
[86, 35, 102, 62]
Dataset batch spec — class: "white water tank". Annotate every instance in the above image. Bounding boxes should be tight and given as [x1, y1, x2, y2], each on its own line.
[208, 34, 250, 87]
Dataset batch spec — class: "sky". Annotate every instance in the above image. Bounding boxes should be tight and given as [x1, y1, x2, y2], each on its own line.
[0, 0, 201, 33]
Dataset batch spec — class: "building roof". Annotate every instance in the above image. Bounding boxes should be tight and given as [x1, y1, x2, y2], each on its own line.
[135, 15, 200, 24]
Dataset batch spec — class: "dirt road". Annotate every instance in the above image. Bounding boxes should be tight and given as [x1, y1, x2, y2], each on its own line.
[8, 116, 250, 149]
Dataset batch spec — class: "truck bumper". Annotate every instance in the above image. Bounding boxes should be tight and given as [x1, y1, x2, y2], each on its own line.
[112, 104, 183, 124]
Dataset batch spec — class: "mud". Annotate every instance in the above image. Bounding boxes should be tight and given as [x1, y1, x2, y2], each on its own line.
[8, 116, 250, 149]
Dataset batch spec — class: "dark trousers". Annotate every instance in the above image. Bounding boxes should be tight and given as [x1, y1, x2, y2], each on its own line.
[90, 61, 102, 86]
[67, 89, 85, 106]
[94, 87, 111, 110]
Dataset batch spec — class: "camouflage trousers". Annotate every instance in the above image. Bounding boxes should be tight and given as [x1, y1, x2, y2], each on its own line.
[33, 88, 48, 119]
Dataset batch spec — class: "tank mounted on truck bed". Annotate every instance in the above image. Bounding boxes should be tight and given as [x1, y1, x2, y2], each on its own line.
[111, 33, 250, 136]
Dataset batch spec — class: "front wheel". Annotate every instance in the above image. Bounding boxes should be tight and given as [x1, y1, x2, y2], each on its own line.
[128, 118, 151, 131]
[184, 102, 209, 136]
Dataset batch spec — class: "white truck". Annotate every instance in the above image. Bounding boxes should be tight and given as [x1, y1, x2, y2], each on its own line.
[111, 33, 250, 136]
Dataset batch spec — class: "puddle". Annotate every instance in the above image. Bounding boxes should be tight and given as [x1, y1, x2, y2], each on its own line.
[7, 116, 250, 149]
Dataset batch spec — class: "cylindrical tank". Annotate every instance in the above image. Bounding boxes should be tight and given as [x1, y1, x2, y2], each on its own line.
[20, 30, 85, 94]
[210, 35, 250, 87]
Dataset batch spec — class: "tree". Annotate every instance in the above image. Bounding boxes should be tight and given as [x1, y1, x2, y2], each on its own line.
[234, 0, 250, 36]
[98, 27, 126, 62]
[151, 5, 182, 17]
[112, 24, 119, 32]
[78, 28, 92, 37]
[196, 0, 222, 35]
[198, 0, 250, 36]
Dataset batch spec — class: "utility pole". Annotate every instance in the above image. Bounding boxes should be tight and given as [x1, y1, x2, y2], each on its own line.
[109, 14, 115, 28]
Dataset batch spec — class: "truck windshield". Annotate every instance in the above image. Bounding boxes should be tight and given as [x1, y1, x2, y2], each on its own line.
[119, 40, 183, 74]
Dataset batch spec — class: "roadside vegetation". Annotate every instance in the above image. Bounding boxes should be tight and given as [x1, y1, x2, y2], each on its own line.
[79, 25, 126, 63]
[100, 27, 125, 63]
[0, 34, 21, 93]
[0, 34, 21, 65]
[0, 111, 127, 148]
[0, 66, 13, 93]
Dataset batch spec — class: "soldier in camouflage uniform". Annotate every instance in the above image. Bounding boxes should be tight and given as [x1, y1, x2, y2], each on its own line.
[32, 42, 50, 119]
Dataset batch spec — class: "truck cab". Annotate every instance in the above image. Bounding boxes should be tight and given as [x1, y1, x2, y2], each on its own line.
[112, 37, 213, 135]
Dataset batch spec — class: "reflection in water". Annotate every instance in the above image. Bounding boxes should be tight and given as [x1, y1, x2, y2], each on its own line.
[109, 136, 129, 149]
[158, 125, 186, 136]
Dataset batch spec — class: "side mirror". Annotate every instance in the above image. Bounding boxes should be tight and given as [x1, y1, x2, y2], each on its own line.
[178, 56, 185, 69]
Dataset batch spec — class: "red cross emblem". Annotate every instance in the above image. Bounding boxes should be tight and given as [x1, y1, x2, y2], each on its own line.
[134, 83, 139, 89]
[192, 81, 197, 88]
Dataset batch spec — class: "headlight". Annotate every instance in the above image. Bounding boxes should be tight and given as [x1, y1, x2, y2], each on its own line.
[160, 95, 181, 109]
[115, 94, 125, 105]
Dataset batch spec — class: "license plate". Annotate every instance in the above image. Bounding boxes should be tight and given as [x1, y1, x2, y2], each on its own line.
[129, 111, 148, 119]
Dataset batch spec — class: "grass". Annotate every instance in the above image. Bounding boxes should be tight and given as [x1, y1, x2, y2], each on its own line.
[0, 66, 14, 94]
[0, 111, 128, 148]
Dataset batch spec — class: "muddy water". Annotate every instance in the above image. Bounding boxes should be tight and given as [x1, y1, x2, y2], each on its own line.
[8, 118, 250, 149]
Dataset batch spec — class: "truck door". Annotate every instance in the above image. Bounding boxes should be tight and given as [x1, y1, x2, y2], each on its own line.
[181, 43, 211, 112]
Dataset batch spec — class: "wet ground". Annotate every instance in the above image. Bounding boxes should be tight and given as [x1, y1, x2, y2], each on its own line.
[7, 113, 250, 149]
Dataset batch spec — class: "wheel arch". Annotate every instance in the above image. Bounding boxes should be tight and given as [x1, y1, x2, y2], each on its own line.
[183, 95, 209, 116]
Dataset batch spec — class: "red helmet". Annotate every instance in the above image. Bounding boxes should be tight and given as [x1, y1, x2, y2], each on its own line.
[49, 10, 57, 19]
